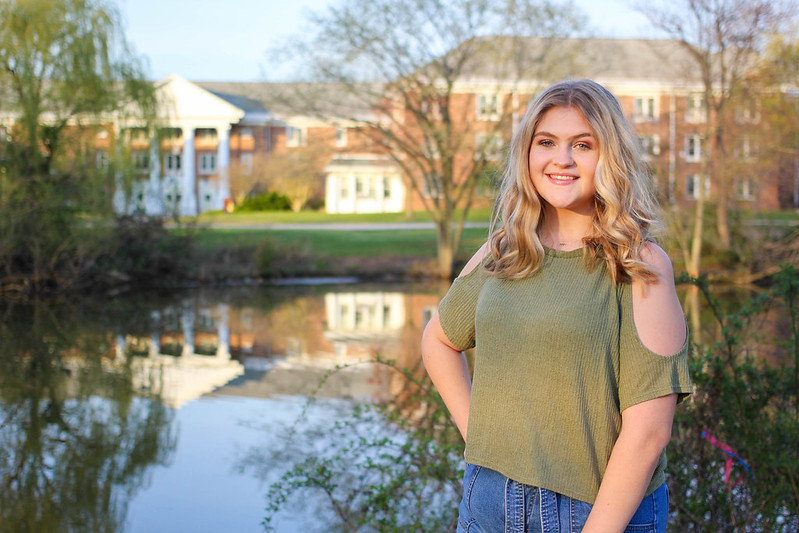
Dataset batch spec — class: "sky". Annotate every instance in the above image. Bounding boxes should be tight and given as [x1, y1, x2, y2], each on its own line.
[118, 0, 660, 82]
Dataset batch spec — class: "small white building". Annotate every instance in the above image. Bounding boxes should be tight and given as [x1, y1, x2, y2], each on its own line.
[324, 157, 405, 214]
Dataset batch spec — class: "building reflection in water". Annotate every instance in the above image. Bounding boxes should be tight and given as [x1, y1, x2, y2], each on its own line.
[114, 285, 444, 408]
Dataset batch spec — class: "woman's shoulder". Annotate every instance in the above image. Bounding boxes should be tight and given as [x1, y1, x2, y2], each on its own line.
[630, 242, 686, 355]
[637, 242, 674, 280]
[456, 242, 491, 279]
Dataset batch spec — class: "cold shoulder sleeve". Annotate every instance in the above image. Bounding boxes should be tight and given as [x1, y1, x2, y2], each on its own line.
[616, 283, 694, 412]
[437, 265, 488, 351]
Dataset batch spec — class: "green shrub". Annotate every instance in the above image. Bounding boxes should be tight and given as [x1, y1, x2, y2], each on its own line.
[668, 266, 799, 531]
[260, 358, 464, 532]
[236, 192, 292, 212]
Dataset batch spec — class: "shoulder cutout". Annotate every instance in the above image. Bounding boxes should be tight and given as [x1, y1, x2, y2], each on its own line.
[630, 243, 686, 356]
[456, 242, 490, 278]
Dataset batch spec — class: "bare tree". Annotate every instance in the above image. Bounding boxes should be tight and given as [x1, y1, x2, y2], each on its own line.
[264, 0, 584, 278]
[263, 145, 331, 211]
[634, 0, 795, 276]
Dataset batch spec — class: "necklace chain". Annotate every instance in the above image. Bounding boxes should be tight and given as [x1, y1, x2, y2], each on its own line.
[547, 230, 585, 249]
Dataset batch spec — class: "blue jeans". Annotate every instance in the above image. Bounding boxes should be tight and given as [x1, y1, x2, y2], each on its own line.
[457, 464, 668, 533]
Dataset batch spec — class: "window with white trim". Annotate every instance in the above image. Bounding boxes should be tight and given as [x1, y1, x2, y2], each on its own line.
[421, 97, 442, 120]
[383, 176, 391, 199]
[286, 126, 307, 147]
[422, 173, 442, 199]
[475, 132, 504, 161]
[735, 103, 760, 124]
[476, 94, 500, 121]
[423, 136, 440, 160]
[736, 177, 754, 200]
[684, 134, 702, 162]
[355, 175, 376, 199]
[335, 127, 347, 148]
[198, 152, 216, 174]
[639, 134, 661, 159]
[633, 96, 657, 122]
[736, 136, 755, 160]
[686, 94, 706, 123]
[164, 153, 181, 171]
[132, 151, 149, 174]
[685, 174, 710, 199]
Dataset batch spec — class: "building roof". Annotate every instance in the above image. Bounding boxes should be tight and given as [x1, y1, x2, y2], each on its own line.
[196, 81, 381, 123]
[452, 36, 702, 87]
[193, 38, 705, 127]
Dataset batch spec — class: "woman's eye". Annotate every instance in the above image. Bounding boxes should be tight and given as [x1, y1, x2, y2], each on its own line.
[575, 142, 592, 150]
[538, 139, 554, 147]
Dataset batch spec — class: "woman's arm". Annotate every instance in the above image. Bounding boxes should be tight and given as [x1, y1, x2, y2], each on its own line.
[583, 243, 686, 532]
[422, 313, 472, 440]
[421, 243, 490, 441]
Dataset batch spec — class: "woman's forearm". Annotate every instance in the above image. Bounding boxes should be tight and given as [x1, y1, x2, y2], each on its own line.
[421, 314, 472, 440]
[583, 394, 677, 532]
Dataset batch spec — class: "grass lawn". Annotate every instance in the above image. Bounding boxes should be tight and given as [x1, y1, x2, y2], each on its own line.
[194, 226, 490, 259]
[191, 208, 493, 226]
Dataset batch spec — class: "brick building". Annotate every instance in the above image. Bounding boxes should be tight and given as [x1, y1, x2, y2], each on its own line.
[105, 38, 797, 216]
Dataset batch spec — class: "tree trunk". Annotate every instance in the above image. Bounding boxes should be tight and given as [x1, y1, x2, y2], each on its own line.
[435, 218, 454, 279]
[685, 284, 703, 346]
[687, 175, 705, 278]
[716, 196, 732, 249]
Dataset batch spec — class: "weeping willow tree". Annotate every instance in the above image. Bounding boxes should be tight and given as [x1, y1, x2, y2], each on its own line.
[0, 0, 157, 295]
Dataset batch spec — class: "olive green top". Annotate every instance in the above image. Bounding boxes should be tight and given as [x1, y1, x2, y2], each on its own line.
[438, 247, 693, 504]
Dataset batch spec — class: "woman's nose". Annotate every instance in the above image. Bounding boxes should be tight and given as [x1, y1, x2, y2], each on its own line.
[554, 146, 574, 166]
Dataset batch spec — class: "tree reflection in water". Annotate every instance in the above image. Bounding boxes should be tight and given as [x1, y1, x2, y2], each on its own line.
[239, 358, 465, 532]
[0, 299, 176, 532]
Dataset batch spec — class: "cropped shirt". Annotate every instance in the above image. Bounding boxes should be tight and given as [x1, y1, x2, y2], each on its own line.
[438, 247, 693, 503]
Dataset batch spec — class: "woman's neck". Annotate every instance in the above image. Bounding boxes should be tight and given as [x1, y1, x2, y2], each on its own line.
[540, 211, 593, 251]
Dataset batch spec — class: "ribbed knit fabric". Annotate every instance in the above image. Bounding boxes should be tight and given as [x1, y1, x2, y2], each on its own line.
[438, 247, 693, 504]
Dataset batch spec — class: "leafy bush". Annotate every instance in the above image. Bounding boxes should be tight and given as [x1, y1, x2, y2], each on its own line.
[89, 216, 196, 289]
[236, 192, 292, 212]
[260, 358, 464, 532]
[668, 266, 799, 531]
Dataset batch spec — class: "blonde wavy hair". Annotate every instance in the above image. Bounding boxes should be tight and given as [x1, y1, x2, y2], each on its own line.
[487, 79, 661, 283]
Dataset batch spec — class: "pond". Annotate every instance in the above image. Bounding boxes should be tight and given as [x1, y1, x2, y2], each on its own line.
[0, 280, 448, 532]
[0, 277, 787, 532]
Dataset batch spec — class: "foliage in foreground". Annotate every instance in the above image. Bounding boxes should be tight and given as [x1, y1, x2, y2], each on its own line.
[669, 266, 799, 532]
[260, 358, 464, 532]
[260, 266, 798, 532]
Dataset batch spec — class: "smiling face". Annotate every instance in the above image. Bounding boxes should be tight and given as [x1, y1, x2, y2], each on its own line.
[528, 106, 600, 218]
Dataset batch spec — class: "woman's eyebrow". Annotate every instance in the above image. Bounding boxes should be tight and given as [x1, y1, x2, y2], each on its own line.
[533, 131, 594, 140]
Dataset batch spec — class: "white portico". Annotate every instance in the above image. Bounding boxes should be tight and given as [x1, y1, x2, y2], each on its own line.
[115, 74, 245, 216]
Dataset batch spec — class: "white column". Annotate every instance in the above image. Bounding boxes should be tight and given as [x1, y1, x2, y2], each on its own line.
[115, 334, 126, 363]
[147, 136, 163, 215]
[149, 310, 161, 357]
[349, 174, 358, 213]
[181, 126, 197, 216]
[216, 126, 231, 211]
[181, 307, 195, 357]
[113, 127, 127, 214]
[216, 304, 230, 360]
[377, 175, 386, 213]
[325, 174, 337, 214]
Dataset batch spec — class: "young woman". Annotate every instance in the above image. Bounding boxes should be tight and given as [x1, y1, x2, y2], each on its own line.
[422, 79, 693, 532]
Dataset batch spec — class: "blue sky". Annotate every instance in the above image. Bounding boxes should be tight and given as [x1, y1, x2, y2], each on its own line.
[118, 0, 658, 82]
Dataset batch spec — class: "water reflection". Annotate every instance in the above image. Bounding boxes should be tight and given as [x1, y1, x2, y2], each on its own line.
[0, 282, 446, 532]
[0, 300, 176, 532]
[1, 278, 788, 532]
